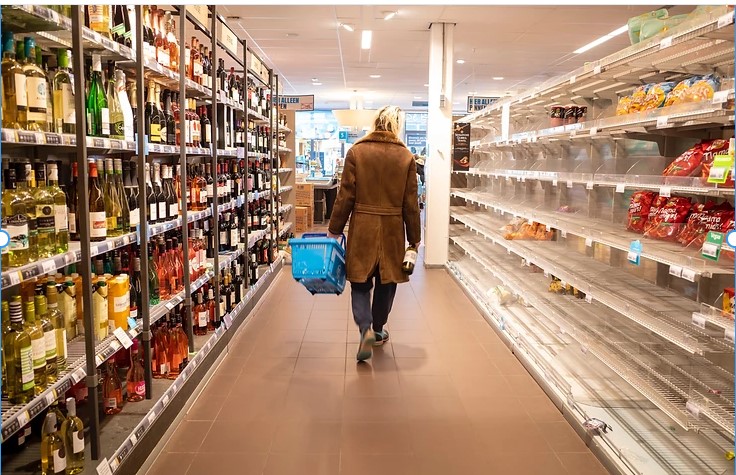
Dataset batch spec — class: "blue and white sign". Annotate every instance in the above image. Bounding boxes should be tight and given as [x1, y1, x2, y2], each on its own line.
[467, 96, 499, 113]
[278, 95, 315, 111]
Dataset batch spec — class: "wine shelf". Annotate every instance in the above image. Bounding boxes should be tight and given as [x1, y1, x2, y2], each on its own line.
[247, 108, 269, 123]
[279, 222, 293, 238]
[278, 204, 293, 215]
[279, 185, 293, 195]
[277, 168, 294, 174]
[278, 147, 293, 154]
[280, 125, 292, 134]
[451, 189, 734, 278]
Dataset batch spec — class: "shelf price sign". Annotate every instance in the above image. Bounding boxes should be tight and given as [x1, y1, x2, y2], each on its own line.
[707, 154, 733, 184]
[628, 240, 642, 265]
[701, 231, 724, 261]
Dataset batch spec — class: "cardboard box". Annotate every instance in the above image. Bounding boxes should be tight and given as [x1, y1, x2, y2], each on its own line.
[295, 206, 312, 233]
[295, 183, 314, 206]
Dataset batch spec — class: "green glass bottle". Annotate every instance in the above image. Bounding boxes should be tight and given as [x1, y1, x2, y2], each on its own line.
[46, 283, 67, 370]
[22, 36, 48, 132]
[86, 54, 109, 137]
[114, 159, 130, 235]
[24, 298, 47, 395]
[36, 294, 58, 384]
[1, 30, 26, 129]
[47, 163, 69, 254]
[33, 163, 57, 259]
[6, 297, 34, 403]
[17, 163, 38, 263]
[2, 168, 30, 267]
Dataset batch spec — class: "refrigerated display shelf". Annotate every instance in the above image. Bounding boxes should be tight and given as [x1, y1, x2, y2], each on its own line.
[104, 257, 282, 474]
[450, 208, 734, 356]
[278, 168, 294, 174]
[462, 8, 734, 124]
[279, 223, 293, 238]
[447, 255, 734, 475]
[448, 231, 735, 439]
[455, 168, 734, 198]
[451, 189, 733, 278]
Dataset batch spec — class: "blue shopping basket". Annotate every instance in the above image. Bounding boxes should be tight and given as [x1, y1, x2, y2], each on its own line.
[289, 233, 347, 295]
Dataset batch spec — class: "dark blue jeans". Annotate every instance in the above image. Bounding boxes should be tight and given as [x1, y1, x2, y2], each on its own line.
[350, 267, 397, 334]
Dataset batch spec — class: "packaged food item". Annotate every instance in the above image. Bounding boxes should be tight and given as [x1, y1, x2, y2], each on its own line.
[643, 82, 676, 110]
[628, 8, 669, 44]
[501, 218, 553, 241]
[616, 96, 633, 116]
[550, 106, 565, 127]
[644, 196, 693, 241]
[488, 286, 516, 307]
[682, 74, 720, 103]
[677, 201, 733, 248]
[724, 288, 735, 314]
[699, 138, 732, 184]
[663, 143, 704, 177]
[639, 14, 688, 42]
[626, 191, 658, 233]
[564, 106, 578, 125]
[665, 77, 699, 107]
[576, 106, 588, 123]
[629, 84, 652, 113]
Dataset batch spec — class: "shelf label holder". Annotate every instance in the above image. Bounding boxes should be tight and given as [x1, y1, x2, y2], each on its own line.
[628, 240, 642, 265]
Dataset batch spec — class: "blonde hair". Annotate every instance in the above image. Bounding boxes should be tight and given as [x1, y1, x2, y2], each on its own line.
[373, 105, 402, 135]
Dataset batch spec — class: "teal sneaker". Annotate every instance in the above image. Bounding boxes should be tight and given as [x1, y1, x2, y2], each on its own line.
[356, 329, 376, 362]
[373, 330, 389, 347]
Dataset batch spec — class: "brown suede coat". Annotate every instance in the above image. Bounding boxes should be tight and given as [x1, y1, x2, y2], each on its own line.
[328, 130, 421, 284]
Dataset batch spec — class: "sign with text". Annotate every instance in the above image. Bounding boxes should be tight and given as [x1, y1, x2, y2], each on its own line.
[406, 132, 427, 154]
[278, 95, 314, 111]
[187, 5, 209, 30]
[452, 122, 471, 171]
[467, 96, 499, 113]
[219, 22, 238, 56]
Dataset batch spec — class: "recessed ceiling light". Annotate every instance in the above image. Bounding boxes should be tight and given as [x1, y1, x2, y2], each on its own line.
[340, 23, 354, 32]
[456, 59, 465, 64]
[369, 74, 381, 79]
[311, 77, 319, 82]
[414, 96, 422, 99]
[493, 77, 504, 80]
[424, 83, 429, 87]
[383, 11, 398, 20]
[361, 30, 372, 50]
[573, 24, 628, 54]
[312, 82, 323, 86]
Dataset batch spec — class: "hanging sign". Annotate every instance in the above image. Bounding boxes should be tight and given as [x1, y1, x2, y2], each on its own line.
[219, 22, 238, 57]
[467, 96, 499, 113]
[278, 95, 314, 111]
[187, 5, 209, 30]
[452, 122, 471, 171]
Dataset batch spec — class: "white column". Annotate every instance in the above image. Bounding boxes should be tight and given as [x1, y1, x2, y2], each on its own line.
[424, 22, 454, 267]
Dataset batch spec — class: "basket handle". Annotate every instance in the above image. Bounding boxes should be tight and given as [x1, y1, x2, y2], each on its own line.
[301, 232, 346, 248]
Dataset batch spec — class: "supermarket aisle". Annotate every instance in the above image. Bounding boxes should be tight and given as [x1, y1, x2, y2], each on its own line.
[143, 260, 609, 475]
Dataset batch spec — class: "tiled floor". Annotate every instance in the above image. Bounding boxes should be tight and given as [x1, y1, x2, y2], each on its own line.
[144, 260, 610, 475]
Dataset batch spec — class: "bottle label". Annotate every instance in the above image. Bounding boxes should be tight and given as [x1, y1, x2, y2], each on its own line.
[31, 337, 46, 370]
[206, 184, 213, 199]
[198, 311, 208, 327]
[231, 229, 238, 247]
[112, 119, 125, 138]
[149, 203, 157, 221]
[19, 345, 34, 389]
[68, 212, 76, 234]
[199, 249, 206, 265]
[199, 189, 208, 204]
[220, 301, 226, 316]
[169, 203, 178, 218]
[60, 329, 67, 361]
[150, 124, 161, 143]
[44, 330, 58, 360]
[72, 430, 85, 453]
[89, 6, 105, 29]
[130, 307, 138, 319]
[61, 83, 75, 124]
[7, 214, 29, 250]
[158, 50, 170, 69]
[54, 205, 68, 233]
[205, 124, 212, 143]
[14, 73, 27, 108]
[159, 363, 169, 375]
[160, 125, 167, 143]
[185, 119, 190, 144]
[26, 77, 47, 119]
[158, 202, 167, 221]
[114, 294, 129, 313]
[134, 380, 145, 396]
[105, 397, 118, 409]
[106, 215, 117, 234]
[129, 208, 140, 227]
[170, 276, 178, 294]
[53, 448, 66, 471]
[220, 231, 227, 245]
[90, 211, 107, 238]
[101, 108, 110, 135]
[35, 204, 55, 233]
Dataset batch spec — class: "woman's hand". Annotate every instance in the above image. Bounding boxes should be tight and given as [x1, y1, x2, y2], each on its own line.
[327, 232, 341, 239]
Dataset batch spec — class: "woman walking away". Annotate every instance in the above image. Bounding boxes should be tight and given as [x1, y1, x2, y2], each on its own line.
[327, 106, 422, 362]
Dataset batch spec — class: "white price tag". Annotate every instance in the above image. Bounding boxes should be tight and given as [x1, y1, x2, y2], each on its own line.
[681, 268, 696, 282]
[656, 116, 670, 129]
[162, 394, 170, 406]
[669, 265, 683, 278]
[627, 250, 639, 262]
[685, 400, 700, 418]
[561, 230, 567, 238]
[659, 36, 673, 49]
[72, 368, 86, 383]
[718, 12, 733, 28]
[585, 294, 593, 304]
[570, 130, 577, 138]
[660, 187, 672, 198]
[586, 182, 594, 190]
[691, 313, 707, 329]
[130, 433, 138, 446]
[593, 65, 602, 75]
[96, 458, 114, 475]
[41, 260, 57, 275]
[585, 238, 593, 247]
[545, 224, 552, 232]
[109, 340, 121, 352]
[725, 328, 735, 343]
[147, 412, 156, 426]
[712, 90, 730, 104]
[45, 391, 56, 405]
[8, 271, 21, 285]
[17, 410, 29, 427]
[567, 181, 573, 189]
[615, 184, 625, 193]
[702, 242, 720, 259]
[552, 179, 558, 187]
[569, 76, 576, 85]
[589, 127, 598, 136]
[172, 382, 179, 393]
[113, 327, 134, 349]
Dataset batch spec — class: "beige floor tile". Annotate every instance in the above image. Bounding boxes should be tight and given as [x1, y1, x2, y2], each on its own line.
[197, 372, 238, 400]
[344, 353, 399, 375]
[299, 341, 347, 358]
[306, 319, 349, 331]
[476, 420, 553, 455]
[242, 356, 297, 376]
[387, 330, 435, 344]
[303, 329, 349, 343]
[263, 452, 340, 475]
[281, 392, 344, 422]
[229, 373, 291, 399]
[187, 452, 268, 475]
[504, 373, 548, 398]
[556, 452, 610, 475]
[538, 421, 590, 452]
[199, 419, 278, 452]
[486, 452, 567, 475]
[414, 447, 490, 475]
[339, 452, 418, 475]
[185, 395, 226, 421]
[394, 356, 448, 375]
[341, 421, 413, 454]
[163, 420, 212, 453]
[218, 392, 288, 423]
[403, 395, 468, 423]
[294, 357, 346, 375]
[409, 421, 482, 455]
[146, 452, 195, 475]
[398, 374, 458, 399]
[451, 372, 512, 398]
[344, 373, 402, 398]
[341, 396, 407, 422]
[521, 395, 565, 423]
[271, 421, 343, 453]
[390, 343, 431, 358]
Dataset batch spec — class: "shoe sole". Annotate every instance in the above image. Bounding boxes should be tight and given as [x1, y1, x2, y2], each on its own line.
[357, 332, 376, 361]
[373, 335, 389, 347]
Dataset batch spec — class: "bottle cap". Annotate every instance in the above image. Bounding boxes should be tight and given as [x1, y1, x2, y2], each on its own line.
[43, 413, 57, 434]
[92, 53, 102, 72]
[2, 31, 14, 54]
[66, 397, 77, 417]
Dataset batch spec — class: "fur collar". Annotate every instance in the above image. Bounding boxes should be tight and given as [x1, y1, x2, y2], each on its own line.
[355, 130, 406, 147]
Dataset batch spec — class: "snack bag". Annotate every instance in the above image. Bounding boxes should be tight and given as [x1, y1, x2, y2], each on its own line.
[616, 96, 633, 116]
[626, 190, 658, 233]
[644, 196, 692, 241]
[723, 288, 734, 315]
[643, 195, 668, 235]
[629, 84, 652, 113]
[643, 82, 676, 110]
[699, 139, 732, 185]
[663, 143, 704, 177]
[665, 77, 698, 107]
[678, 201, 733, 248]
[682, 74, 720, 103]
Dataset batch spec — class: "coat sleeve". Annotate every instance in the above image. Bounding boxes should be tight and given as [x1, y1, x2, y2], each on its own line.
[403, 158, 421, 245]
[328, 149, 356, 235]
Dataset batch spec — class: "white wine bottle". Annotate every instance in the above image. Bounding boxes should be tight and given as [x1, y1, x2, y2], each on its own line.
[61, 397, 85, 474]
[40, 413, 66, 475]
[402, 245, 418, 275]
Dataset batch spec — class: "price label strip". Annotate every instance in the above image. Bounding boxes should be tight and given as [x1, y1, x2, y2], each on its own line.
[701, 232, 724, 261]
[707, 154, 733, 184]
[628, 240, 642, 266]
[113, 327, 134, 349]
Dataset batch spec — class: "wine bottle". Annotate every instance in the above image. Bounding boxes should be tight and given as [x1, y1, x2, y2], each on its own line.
[46, 282, 67, 371]
[2, 30, 26, 129]
[145, 80, 161, 143]
[128, 160, 140, 232]
[33, 163, 56, 259]
[2, 168, 30, 266]
[87, 54, 109, 137]
[114, 159, 130, 235]
[115, 70, 134, 141]
[130, 256, 141, 320]
[102, 360, 123, 414]
[52, 48, 75, 134]
[35, 294, 58, 384]
[402, 245, 418, 275]
[107, 64, 124, 139]
[23, 299, 47, 394]
[163, 89, 175, 145]
[22, 37, 48, 131]
[61, 397, 85, 474]
[5, 297, 34, 403]
[88, 160, 107, 242]
[88, 6, 111, 38]
[145, 163, 157, 223]
[126, 339, 145, 402]
[148, 243, 160, 305]
[47, 163, 69, 254]
[41, 413, 67, 475]
[68, 162, 78, 241]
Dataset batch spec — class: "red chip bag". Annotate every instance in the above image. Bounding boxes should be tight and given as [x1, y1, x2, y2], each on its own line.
[663, 144, 704, 177]
[678, 201, 734, 248]
[643, 195, 668, 235]
[700, 139, 733, 186]
[626, 191, 657, 233]
[644, 196, 692, 241]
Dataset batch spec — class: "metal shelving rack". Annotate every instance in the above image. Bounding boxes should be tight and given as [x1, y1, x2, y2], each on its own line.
[451, 7, 735, 475]
[1, 5, 284, 474]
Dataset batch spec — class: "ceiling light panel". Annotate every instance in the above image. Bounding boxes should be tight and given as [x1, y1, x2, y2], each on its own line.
[383, 11, 398, 20]
[573, 25, 628, 54]
[361, 30, 372, 50]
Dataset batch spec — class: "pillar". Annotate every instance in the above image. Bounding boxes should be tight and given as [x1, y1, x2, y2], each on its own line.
[423, 22, 454, 267]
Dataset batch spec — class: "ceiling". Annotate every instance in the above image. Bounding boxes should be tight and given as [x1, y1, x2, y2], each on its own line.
[220, 4, 693, 114]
